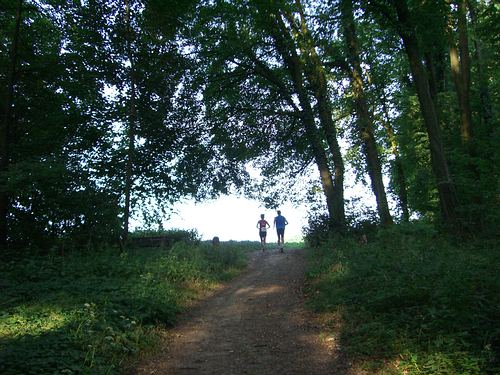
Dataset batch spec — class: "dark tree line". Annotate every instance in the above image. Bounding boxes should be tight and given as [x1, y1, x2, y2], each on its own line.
[0, 0, 497, 251]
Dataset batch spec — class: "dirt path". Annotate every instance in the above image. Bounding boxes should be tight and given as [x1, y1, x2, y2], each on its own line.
[129, 248, 349, 374]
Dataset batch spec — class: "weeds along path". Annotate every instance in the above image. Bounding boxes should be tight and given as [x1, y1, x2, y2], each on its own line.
[130, 250, 346, 375]
[129, 248, 348, 375]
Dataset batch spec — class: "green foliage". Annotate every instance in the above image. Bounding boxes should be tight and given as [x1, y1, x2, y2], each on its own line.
[0, 243, 248, 374]
[1, 0, 237, 251]
[0, 0, 122, 250]
[2, 0, 498, 251]
[306, 224, 499, 374]
[303, 199, 379, 246]
[303, 212, 333, 247]
[129, 228, 201, 244]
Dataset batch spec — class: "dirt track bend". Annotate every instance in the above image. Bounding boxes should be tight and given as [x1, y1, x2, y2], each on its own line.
[130, 248, 349, 375]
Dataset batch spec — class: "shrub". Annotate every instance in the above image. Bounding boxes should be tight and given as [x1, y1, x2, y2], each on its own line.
[0, 242, 247, 374]
[128, 228, 201, 249]
[303, 201, 379, 247]
[306, 225, 500, 374]
[303, 212, 332, 247]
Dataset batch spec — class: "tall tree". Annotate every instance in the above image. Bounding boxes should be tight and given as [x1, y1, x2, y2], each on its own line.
[466, 0, 492, 127]
[279, 0, 346, 227]
[187, 0, 346, 228]
[339, 0, 393, 225]
[390, 0, 460, 227]
[0, 0, 126, 250]
[0, 0, 22, 248]
[376, 84, 410, 222]
[122, 0, 137, 244]
[105, 0, 217, 237]
[448, 0, 473, 143]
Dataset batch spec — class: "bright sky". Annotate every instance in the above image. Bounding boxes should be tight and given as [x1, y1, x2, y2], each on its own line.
[163, 196, 309, 242]
[132, 164, 388, 242]
[158, 174, 385, 242]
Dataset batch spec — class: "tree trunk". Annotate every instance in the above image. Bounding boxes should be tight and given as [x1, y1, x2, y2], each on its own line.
[269, 11, 343, 229]
[291, 1, 346, 228]
[377, 86, 410, 222]
[316, 91, 346, 229]
[122, 0, 137, 245]
[424, 50, 447, 95]
[424, 52, 440, 104]
[340, 0, 393, 226]
[0, 0, 22, 249]
[448, 0, 473, 142]
[467, 0, 492, 126]
[394, 1, 459, 227]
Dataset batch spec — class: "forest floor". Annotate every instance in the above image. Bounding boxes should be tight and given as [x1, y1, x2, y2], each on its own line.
[126, 248, 360, 375]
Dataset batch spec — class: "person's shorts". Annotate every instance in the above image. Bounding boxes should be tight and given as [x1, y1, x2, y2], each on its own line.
[277, 228, 285, 236]
[259, 230, 267, 239]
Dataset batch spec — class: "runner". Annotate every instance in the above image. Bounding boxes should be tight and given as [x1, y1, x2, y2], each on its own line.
[256, 214, 270, 251]
[273, 210, 288, 252]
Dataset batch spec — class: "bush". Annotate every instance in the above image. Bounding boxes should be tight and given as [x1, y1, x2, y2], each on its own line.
[303, 201, 379, 247]
[306, 225, 500, 374]
[128, 228, 201, 249]
[303, 212, 332, 247]
[130, 228, 200, 242]
[0, 242, 247, 374]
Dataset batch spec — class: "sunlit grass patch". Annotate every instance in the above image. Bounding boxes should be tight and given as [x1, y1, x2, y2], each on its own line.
[0, 241, 248, 374]
[0, 305, 70, 338]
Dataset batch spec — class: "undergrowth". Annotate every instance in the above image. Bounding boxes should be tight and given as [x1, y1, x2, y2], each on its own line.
[306, 223, 499, 374]
[0, 242, 247, 374]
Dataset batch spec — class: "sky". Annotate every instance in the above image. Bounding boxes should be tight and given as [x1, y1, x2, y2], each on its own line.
[132, 164, 389, 242]
[156, 173, 387, 242]
[162, 196, 309, 242]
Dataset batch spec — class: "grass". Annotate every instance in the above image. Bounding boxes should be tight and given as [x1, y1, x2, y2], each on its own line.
[305, 224, 499, 374]
[209, 240, 305, 250]
[0, 241, 248, 374]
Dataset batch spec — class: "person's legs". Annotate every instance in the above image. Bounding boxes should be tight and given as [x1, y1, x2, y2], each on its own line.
[260, 232, 266, 250]
[277, 228, 284, 249]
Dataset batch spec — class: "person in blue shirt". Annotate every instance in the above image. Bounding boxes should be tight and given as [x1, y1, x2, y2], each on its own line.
[273, 210, 288, 252]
